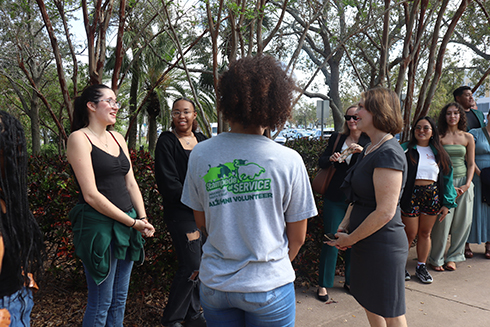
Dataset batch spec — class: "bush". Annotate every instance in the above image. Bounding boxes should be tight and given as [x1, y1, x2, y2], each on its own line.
[28, 139, 334, 293]
[284, 138, 332, 286]
[28, 150, 177, 293]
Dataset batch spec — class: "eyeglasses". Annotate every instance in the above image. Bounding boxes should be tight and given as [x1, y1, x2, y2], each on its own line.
[344, 115, 358, 121]
[172, 111, 194, 117]
[414, 126, 432, 131]
[95, 98, 121, 109]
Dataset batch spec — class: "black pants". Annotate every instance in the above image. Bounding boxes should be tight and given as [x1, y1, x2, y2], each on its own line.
[161, 219, 203, 325]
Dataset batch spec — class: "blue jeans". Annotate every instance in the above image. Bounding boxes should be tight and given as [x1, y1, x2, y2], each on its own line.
[83, 247, 134, 327]
[199, 282, 296, 327]
[0, 287, 33, 327]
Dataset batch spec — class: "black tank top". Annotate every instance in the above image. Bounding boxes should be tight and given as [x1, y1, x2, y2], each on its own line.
[77, 132, 133, 212]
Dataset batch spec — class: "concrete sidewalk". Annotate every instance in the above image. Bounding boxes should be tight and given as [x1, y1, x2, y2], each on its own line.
[295, 243, 490, 326]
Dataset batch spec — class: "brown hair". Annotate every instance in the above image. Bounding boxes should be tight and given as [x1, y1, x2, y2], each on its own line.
[361, 87, 403, 134]
[437, 102, 466, 137]
[217, 55, 295, 130]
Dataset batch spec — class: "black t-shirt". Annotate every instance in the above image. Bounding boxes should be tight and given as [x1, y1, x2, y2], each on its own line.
[466, 110, 480, 131]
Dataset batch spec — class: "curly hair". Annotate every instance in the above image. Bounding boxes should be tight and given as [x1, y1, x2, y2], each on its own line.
[72, 84, 112, 132]
[407, 116, 452, 175]
[361, 87, 403, 135]
[437, 102, 467, 137]
[217, 55, 295, 130]
[0, 111, 43, 289]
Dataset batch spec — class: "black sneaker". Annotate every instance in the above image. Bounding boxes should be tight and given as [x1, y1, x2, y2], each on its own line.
[416, 264, 433, 283]
[405, 269, 411, 281]
[186, 312, 207, 327]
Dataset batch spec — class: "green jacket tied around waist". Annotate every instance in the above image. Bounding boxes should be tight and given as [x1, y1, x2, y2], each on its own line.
[69, 204, 145, 285]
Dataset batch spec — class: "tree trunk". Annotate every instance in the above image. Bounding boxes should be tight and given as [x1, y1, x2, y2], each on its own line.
[328, 60, 344, 131]
[128, 60, 140, 150]
[146, 92, 161, 154]
[30, 94, 41, 155]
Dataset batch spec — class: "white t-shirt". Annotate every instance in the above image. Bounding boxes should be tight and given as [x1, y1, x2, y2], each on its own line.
[416, 146, 439, 181]
[181, 132, 318, 292]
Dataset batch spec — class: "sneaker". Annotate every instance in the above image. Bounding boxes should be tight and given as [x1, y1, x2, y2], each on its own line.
[405, 269, 411, 281]
[186, 313, 207, 327]
[416, 264, 433, 283]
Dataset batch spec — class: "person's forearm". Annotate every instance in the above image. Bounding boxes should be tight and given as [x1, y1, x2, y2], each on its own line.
[467, 164, 475, 185]
[288, 240, 304, 261]
[347, 208, 394, 245]
[338, 204, 353, 231]
[286, 219, 308, 261]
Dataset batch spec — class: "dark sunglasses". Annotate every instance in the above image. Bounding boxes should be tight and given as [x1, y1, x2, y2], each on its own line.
[344, 115, 358, 121]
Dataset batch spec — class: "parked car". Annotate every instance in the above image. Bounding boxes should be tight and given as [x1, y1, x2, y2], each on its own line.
[312, 129, 334, 140]
[274, 130, 288, 145]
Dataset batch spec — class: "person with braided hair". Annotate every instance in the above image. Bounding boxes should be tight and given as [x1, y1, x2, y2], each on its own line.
[0, 111, 44, 327]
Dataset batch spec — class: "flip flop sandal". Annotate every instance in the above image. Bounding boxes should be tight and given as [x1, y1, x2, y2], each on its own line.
[444, 262, 456, 271]
[429, 264, 444, 272]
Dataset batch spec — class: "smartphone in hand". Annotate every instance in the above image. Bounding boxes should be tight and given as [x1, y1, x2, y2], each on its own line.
[323, 233, 338, 242]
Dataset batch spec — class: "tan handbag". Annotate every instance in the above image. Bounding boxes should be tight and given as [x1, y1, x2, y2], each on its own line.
[312, 134, 341, 194]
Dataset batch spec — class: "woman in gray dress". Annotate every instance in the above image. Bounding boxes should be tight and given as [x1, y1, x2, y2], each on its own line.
[328, 87, 408, 327]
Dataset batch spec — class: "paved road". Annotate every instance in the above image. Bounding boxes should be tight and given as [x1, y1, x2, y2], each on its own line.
[295, 242, 490, 326]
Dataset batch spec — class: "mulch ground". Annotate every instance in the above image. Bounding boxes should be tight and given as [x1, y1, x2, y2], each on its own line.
[31, 277, 169, 326]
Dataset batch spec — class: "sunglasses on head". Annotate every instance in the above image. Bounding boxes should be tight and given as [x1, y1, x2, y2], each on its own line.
[344, 115, 358, 121]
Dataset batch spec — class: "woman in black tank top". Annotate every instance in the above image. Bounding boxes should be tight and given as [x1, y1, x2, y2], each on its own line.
[67, 84, 155, 326]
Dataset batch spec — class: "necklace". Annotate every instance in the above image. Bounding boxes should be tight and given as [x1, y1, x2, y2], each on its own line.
[88, 126, 108, 148]
[365, 133, 390, 155]
[174, 130, 194, 145]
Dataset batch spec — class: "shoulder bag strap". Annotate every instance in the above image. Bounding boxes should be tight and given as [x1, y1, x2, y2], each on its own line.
[331, 133, 341, 154]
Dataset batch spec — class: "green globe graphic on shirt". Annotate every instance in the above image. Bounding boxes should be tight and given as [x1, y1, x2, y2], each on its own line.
[202, 159, 272, 198]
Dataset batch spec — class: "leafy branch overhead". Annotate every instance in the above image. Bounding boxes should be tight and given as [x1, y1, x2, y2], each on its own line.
[0, 0, 487, 154]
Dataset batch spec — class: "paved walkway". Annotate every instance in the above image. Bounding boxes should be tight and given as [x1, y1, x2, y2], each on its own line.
[295, 242, 490, 326]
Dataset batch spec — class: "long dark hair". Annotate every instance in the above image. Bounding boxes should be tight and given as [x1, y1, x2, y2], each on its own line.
[437, 102, 467, 137]
[0, 111, 43, 287]
[408, 116, 451, 175]
[72, 84, 112, 132]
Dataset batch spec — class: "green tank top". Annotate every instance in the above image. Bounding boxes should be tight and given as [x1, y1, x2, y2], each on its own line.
[443, 144, 467, 178]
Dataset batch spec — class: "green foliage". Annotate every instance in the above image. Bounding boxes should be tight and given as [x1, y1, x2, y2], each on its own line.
[28, 153, 83, 287]
[28, 149, 177, 292]
[284, 138, 333, 285]
[28, 141, 335, 291]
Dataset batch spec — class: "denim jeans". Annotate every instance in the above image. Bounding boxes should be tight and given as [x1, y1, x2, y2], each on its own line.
[199, 282, 296, 327]
[161, 220, 202, 325]
[83, 246, 134, 327]
[0, 287, 33, 327]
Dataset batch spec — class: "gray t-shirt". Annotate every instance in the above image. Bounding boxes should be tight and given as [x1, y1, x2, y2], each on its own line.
[182, 132, 318, 292]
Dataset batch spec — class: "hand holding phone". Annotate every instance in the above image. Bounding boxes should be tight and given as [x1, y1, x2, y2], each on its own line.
[324, 233, 338, 242]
